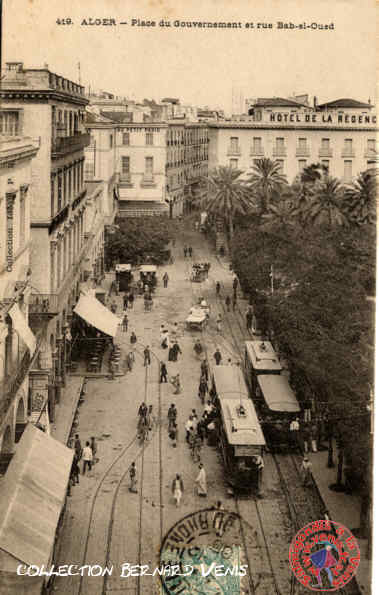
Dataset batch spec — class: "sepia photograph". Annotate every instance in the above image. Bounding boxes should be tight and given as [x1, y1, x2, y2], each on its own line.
[0, 0, 376, 593]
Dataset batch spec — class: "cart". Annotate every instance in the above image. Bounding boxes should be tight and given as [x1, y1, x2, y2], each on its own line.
[186, 309, 208, 331]
[190, 263, 210, 282]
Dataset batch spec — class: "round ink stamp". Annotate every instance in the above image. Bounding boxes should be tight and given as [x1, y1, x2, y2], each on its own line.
[159, 508, 251, 594]
[289, 519, 360, 591]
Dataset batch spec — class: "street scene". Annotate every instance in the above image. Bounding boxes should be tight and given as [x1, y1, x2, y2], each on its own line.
[0, 1, 376, 594]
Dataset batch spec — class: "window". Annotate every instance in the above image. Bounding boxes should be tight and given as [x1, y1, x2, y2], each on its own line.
[344, 160, 352, 182]
[298, 159, 307, 172]
[146, 132, 154, 146]
[0, 111, 19, 135]
[298, 138, 307, 150]
[121, 156, 130, 175]
[252, 137, 262, 153]
[122, 132, 130, 145]
[57, 173, 62, 211]
[367, 139, 376, 152]
[343, 139, 353, 154]
[321, 138, 330, 150]
[84, 161, 95, 179]
[321, 160, 329, 174]
[145, 157, 153, 179]
[276, 160, 284, 173]
[230, 137, 239, 152]
[51, 176, 55, 216]
[229, 159, 238, 169]
[275, 138, 285, 155]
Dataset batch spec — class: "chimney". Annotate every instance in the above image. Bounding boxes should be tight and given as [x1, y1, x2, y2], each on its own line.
[313, 96, 318, 108]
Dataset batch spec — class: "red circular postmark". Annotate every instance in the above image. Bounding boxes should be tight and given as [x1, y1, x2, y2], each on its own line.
[289, 520, 360, 591]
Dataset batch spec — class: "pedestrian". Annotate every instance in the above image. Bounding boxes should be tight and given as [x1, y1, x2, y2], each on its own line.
[302, 422, 310, 454]
[201, 359, 209, 381]
[128, 292, 134, 309]
[160, 361, 168, 383]
[185, 416, 195, 442]
[168, 404, 177, 430]
[216, 281, 221, 296]
[171, 341, 182, 362]
[143, 345, 151, 366]
[198, 377, 208, 404]
[138, 401, 148, 420]
[171, 373, 181, 394]
[122, 313, 128, 332]
[188, 246, 193, 257]
[184, 245, 188, 258]
[195, 221, 199, 231]
[123, 293, 129, 310]
[233, 276, 238, 292]
[161, 329, 170, 350]
[254, 454, 264, 493]
[304, 398, 312, 423]
[310, 424, 318, 452]
[137, 415, 148, 442]
[246, 307, 253, 331]
[90, 436, 98, 464]
[163, 272, 169, 288]
[197, 419, 205, 443]
[126, 350, 135, 372]
[205, 400, 214, 415]
[74, 434, 82, 460]
[225, 295, 231, 312]
[172, 473, 184, 507]
[82, 441, 93, 475]
[71, 452, 81, 481]
[191, 434, 202, 462]
[301, 457, 312, 487]
[168, 345, 175, 362]
[212, 501, 225, 537]
[109, 360, 116, 380]
[115, 279, 119, 296]
[171, 322, 179, 340]
[130, 331, 137, 346]
[191, 409, 198, 422]
[110, 301, 117, 314]
[216, 315, 222, 333]
[169, 422, 178, 448]
[129, 462, 138, 493]
[232, 293, 237, 311]
[289, 417, 300, 449]
[196, 463, 207, 497]
[213, 348, 222, 366]
[194, 339, 203, 357]
[146, 405, 154, 434]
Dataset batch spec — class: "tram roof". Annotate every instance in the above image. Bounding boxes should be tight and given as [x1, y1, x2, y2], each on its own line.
[116, 263, 131, 271]
[258, 374, 301, 413]
[140, 265, 157, 272]
[245, 341, 282, 372]
[212, 365, 249, 400]
[219, 398, 266, 446]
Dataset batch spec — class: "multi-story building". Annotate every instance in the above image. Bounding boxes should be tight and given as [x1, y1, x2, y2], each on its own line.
[0, 62, 90, 420]
[0, 135, 39, 471]
[209, 96, 377, 183]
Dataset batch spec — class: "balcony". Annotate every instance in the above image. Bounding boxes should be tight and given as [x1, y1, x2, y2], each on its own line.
[364, 148, 377, 159]
[273, 148, 287, 157]
[250, 147, 264, 157]
[319, 148, 333, 158]
[226, 147, 241, 156]
[119, 174, 133, 188]
[295, 148, 310, 157]
[140, 175, 156, 188]
[51, 132, 90, 159]
[341, 150, 355, 158]
[29, 293, 59, 319]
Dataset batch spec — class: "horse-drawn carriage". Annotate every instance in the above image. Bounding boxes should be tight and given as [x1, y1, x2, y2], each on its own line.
[185, 299, 211, 331]
[190, 262, 210, 283]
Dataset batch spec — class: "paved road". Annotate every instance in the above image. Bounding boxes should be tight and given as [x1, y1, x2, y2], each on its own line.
[52, 226, 310, 595]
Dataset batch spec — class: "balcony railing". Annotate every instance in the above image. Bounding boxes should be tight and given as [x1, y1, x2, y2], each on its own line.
[341, 150, 355, 158]
[119, 174, 133, 186]
[319, 148, 333, 158]
[52, 133, 90, 158]
[141, 175, 156, 187]
[295, 148, 310, 157]
[226, 147, 241, 156]
[29, 293, 59, 316]
[364, 148, 377, 159]
[250, 147, 264, 156]
[273, 148, 287, 157]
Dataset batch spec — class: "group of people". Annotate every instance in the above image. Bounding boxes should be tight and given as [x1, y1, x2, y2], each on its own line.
[69, 434, 98, 493]
[137, 402, 154, 443]
[183, 245, 193, 258]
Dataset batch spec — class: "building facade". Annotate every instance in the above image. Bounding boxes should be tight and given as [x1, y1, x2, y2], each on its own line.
[0, 62, 90, 421]
[208, 97, 377, 183]
[0, 135, 39, 471]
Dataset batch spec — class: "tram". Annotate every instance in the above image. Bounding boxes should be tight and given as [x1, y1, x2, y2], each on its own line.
[244, 341, 301, 451]
[115, 264, 132, 292]
[211, 365, 266, 492]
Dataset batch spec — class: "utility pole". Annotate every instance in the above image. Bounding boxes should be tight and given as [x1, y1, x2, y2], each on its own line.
[270, 265, 274, 295]
[78, 62, 81, 85]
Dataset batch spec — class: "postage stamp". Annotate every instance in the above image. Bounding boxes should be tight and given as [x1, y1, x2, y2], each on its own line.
[159, 508, 250, 594]
[289, 519, 360, 591]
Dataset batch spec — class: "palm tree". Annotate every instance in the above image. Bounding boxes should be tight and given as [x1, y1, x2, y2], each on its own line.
[305, 177, 349, 227]
[292, 162, 329, 221]
[300, 162, 328, 186]
[343, 170, 376, 225]
[200, 166, 257, 240]
[245, 158, 287, 213]
[260, 190, 301, 231]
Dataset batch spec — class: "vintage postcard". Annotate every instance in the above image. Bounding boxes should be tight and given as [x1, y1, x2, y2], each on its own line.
[0, 0, 376, 594]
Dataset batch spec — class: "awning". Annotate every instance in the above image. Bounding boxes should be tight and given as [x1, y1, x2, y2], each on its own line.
[9, 303, 36, 353]
[74, 293, 120, 337]
[0, 425, 72, 592]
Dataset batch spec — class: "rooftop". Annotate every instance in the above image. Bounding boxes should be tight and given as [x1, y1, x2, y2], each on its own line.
[252, 97, 309, 108]
[317, 98, 373, 109]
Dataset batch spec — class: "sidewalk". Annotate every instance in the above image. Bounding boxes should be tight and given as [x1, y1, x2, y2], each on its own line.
[309, 446, 371, 593]
[51, 375, 85, 445]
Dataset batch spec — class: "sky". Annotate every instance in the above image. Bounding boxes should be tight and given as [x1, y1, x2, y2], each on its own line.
[2, 0, 377, 113]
